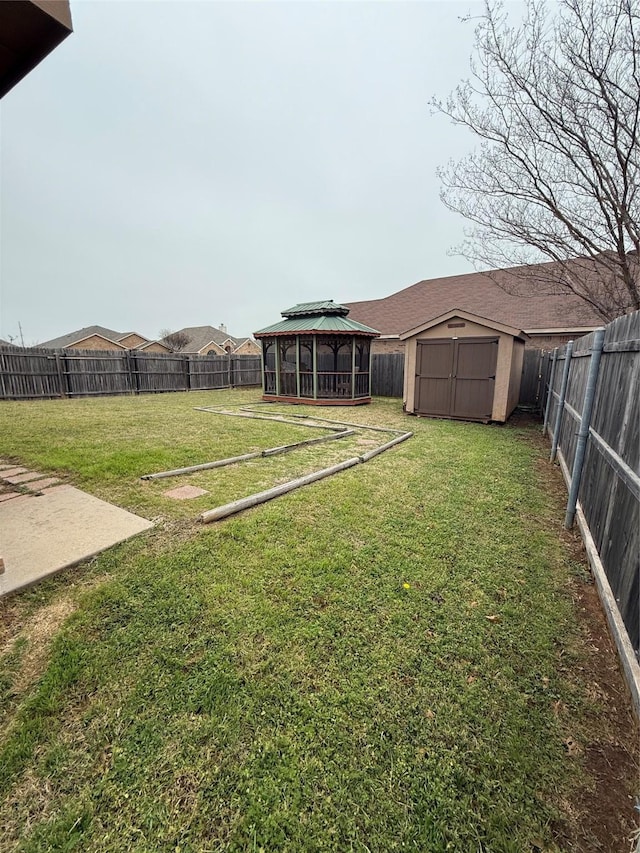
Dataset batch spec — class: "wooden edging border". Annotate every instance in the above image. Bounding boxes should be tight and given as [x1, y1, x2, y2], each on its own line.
[557, 449, 640, 722]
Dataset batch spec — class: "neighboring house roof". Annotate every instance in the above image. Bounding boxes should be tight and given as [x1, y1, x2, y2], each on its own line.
[135, 341, 171, 353]
[38, 326, 127, 349]
[345, 262, 607, 338]
[255, 301, 379, 337]
[116, 332, 149, 346]
[159, 326, 251, 353]
[199, 340, 227, 355]
[233, 337, 260, 349]
[37, 326, 159, 350]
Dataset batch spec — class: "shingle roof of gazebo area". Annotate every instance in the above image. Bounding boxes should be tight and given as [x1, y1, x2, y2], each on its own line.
[254, 301, 379, 337]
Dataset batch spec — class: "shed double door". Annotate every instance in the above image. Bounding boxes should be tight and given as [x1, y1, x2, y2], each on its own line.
[415, 337, 498, 421]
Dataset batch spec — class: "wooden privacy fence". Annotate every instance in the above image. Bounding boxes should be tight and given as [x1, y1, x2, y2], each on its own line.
[0, 348, 261, 400]
[541, 312, 639, 710]
[371, 353, 405, 398]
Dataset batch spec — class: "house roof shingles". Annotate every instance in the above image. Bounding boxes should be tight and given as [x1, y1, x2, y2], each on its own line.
[38, 326, 128, 349]
[345, 265, 606, 338]
[158, 326, 248, 353]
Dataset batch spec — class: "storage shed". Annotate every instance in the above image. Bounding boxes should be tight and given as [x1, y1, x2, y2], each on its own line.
[254, 301, 379, 405]
[400, 310, 527, 423]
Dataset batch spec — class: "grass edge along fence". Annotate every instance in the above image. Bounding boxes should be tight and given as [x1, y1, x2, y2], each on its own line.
[0, 348, 262, 399]
[541, 311, 640, 719]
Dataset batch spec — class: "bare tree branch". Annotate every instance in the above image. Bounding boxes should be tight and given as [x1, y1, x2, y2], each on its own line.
[432, 0, 640, 322]
[159, 329, 191, 352]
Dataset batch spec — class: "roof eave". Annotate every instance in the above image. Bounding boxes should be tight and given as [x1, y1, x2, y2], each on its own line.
[254, 329, 379, 339]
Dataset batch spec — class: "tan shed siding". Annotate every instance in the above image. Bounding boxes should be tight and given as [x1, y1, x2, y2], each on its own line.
[491, 334, 513, 422]
[403, 337, 417, 412]
[68, 336, 124, 351]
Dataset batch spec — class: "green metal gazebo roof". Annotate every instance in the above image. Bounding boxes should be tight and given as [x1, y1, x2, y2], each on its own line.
[254, 300, 379, 337]
[281, 300, 350, 318]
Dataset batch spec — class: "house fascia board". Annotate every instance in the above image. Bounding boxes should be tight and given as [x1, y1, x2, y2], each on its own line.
[136, 341, 170, 352]
[524, 326, 600, 335]
[197, 340, 226, 355]
[65, 334, 127, 350]
[399, 309, 527, 341]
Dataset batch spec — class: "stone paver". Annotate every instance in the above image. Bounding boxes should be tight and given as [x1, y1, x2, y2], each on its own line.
[4, 471, 45, 484]
[0, 467, 27, 478]
[163, 485, 209, 500]
[23, 478, 61, 492]
[0, 492, 21, 502]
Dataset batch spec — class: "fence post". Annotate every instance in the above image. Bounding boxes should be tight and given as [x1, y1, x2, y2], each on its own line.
[54, 352, 67, 397]
[550, 340, 573, 462]
[542, 349, 557, 435]
[564, 328, 606, 528]
[184, 355, 191, 391]
[228, 354, 233, 388]
[61, 351, 72, 397]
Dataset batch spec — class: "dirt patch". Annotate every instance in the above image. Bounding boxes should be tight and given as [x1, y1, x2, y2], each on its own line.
[514, 418, 640, 852]
[4, 599, 77, 695]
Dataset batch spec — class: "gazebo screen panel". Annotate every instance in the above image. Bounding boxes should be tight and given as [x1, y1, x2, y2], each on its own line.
[278, 337, 297, 397]
[316, 336, 352, 398]
[299, 337, 314, 398]
[262, 339, 277, 395]
[354, 338, 371, 398]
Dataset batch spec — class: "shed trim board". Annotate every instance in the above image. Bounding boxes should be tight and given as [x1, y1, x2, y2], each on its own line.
[399, 309, 527, 342]
[403, 313, 525, 423]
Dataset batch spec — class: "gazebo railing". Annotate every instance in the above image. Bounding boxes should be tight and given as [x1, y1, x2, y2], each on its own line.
[263, 368, 370, 399]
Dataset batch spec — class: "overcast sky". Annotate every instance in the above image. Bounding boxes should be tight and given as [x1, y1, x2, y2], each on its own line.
[1, 0, 493, 346]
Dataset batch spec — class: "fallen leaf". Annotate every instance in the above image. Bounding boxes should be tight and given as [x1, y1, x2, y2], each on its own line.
[563, 737, 582, 756]
[485, 614, 501, 623]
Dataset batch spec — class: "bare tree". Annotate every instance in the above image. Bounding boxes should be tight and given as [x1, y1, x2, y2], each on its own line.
[159, 329, 191, 352]
[432, 0, 640, 322]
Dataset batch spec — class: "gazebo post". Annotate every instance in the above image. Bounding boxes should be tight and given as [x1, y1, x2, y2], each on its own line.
[351, 338, 356, 400]
[312, 337, 318, 401]
[295, 338, 301, 398]
[275, 338, 281, 398]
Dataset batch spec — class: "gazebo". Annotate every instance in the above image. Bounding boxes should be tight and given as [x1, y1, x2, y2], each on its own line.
[254, 301, 379, 405]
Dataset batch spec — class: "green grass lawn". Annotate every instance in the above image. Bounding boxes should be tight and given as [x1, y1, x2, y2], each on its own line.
[0, 390, 635, 851]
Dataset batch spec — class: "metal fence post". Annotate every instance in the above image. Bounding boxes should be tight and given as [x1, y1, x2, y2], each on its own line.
[550, 340, 573, 462]
[542, 348, 557, 435]
[564, 328, 606, 528]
